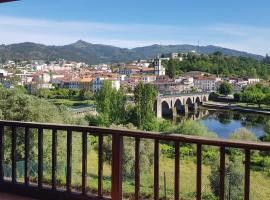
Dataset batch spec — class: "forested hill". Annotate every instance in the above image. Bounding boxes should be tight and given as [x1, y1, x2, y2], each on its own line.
[0, 40, 264, 64]
[163, 52, 270, 79]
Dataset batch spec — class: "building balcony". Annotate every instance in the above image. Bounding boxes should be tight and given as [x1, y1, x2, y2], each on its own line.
[0, 120, 269, 200]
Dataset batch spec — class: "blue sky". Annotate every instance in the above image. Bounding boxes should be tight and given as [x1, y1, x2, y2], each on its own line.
[0, 0, 269, 55]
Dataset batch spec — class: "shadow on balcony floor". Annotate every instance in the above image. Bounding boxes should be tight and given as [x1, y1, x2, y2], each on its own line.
[0, 193, 36, 200]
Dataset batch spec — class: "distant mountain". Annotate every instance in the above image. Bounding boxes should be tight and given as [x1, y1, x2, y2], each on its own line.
[0, 40, 264, 64]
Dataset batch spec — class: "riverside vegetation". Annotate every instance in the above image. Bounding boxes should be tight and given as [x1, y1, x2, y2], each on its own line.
[1, 84, 270, 199]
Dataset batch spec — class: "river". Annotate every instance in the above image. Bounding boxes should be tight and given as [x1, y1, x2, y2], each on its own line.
[174, 109, 270, 139]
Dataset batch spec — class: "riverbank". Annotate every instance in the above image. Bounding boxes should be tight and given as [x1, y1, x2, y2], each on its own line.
[202, 101, 270, 115]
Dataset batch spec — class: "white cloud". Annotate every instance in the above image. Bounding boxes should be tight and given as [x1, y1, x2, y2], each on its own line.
[0, 15, 269, 55]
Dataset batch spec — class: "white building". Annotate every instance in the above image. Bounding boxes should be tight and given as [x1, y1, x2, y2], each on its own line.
[194, 76, 220, 92]
[247, 78, 260, 84]
[92, 77, 121, 93]
[153, 57, 166, 76]
[171, 53, 183, 61]
[141, 75, 157, 83]
[0, 69, 8, 77]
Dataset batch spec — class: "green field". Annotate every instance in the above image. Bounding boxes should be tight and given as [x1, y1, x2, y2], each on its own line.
[38, 136, 270, 200]
[6, 134, 270, 200]
[49, 98, 95, 107]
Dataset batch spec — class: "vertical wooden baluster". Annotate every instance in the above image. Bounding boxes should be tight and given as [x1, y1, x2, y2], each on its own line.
[244, 149, 250, 200]
[196, 144, 202, 200]
[0, 126, 4, 181]
[111, 134, 123, 200]
[24, 127, 29, 185]
[82, 131, 87, 195]
[154, 139, 159, 200]
[38, 128, 43, 188]
[52, 129, 57, 190]
[220, 146, 225, 200]
[11, 126, 17, 184]
[66, 130, 72, 193]
[98, 135, 103, 197]
[135, 138, 140, 200]
[175, 141, 180, 200]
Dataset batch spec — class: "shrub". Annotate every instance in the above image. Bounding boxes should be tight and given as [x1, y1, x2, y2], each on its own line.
[171, 120, 217, 138]
[229, 128, 257, 141]
[94, 123, 154, 179]
[209, 160, 244, 200]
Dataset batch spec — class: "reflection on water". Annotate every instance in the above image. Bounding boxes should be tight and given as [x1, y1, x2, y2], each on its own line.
[173, 109, 270, 139]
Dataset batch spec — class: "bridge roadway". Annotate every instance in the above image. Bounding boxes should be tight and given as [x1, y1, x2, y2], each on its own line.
[156, 92, 210, 118]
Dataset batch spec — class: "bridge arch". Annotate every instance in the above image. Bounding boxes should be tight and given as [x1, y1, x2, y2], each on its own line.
[162, 101, 171, 117]
[203, 95, 207, 102]
[186, 97, 193, 109]
[195, 96, 201, 104]
[174, 99, 183, 113]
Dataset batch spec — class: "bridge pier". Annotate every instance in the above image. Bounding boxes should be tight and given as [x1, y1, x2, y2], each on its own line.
[156, 98, 162, 118]
[194, 102, 199, 112]
[172, 107, 177, 118]
[184, 104, 189, 113]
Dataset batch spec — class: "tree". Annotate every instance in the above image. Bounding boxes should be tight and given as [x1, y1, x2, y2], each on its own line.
[0, 87, 85, 170]
[133, 82, 157, 130]
[35, 88, 52, 98]
[219, 82, 233, 96]
[97, 124, 154, 179]
[95, 81, 113, 125]
[209, 160, 244, 200]
[110, 88, 126, 124]
[95, 81, 126, 126]
[166, 59, 176, 78]
[263, 120, 270, 141]
[171, 120, 217, 138]
[240, 85, 267, 108]
[229, 128, 257, 141]
[79, 89, 94, 100]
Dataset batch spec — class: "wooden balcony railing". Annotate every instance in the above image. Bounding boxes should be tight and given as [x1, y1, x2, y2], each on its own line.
[0, 120, 270, 200]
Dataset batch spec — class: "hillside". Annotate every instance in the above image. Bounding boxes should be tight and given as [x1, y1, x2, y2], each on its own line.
[0, 40, 264, 64]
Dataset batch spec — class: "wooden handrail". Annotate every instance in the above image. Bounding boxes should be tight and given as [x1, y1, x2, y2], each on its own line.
[0, 120, 270, 150]
[0, 119, 269, 200]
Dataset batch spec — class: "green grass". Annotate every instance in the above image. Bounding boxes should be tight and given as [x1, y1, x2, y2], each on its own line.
[40, 148, 270, 200]
[49, 98, 95, 107]
[235, 102, 270, 111]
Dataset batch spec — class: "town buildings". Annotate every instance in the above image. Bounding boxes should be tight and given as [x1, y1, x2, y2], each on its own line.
[0, 54, 264, 95]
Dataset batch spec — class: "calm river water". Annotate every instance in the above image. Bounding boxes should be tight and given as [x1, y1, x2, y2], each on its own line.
[175, 109, 270, 139]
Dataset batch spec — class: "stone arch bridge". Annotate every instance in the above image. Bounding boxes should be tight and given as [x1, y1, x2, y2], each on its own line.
[156, 93, 210, 118]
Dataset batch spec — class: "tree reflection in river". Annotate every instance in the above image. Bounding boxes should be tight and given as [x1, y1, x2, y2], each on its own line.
[173, 109, 270, 138]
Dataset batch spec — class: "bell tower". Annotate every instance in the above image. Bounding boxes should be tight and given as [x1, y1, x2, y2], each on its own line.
[154, 55, 165, 76]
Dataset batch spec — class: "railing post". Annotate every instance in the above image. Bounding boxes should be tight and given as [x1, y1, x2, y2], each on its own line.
[154, 139, 159, 200]
[0, 126, 3, 181]
[175, 141, 180, 200]
[38, 128, 43, 188]
[98, 135, 104, 197]
[52, 129, 57, 190]
[24, 127, 29, 185]
[11, 126, 17, 184]
[111, 134, 123, 200]
[244, 149, 250, 200]
[82, 131, 87, 195]
[220, 146, 225, 200]
[135, 138, 140, 200]
[66, 130, 72, 193]
[196, 144, 202, 200]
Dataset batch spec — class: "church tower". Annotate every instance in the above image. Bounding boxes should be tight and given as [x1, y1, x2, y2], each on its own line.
[154, 55, 165, 76]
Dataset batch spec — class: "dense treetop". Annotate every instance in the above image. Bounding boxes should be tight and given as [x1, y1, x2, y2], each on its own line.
[163, 52, 270, 79]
